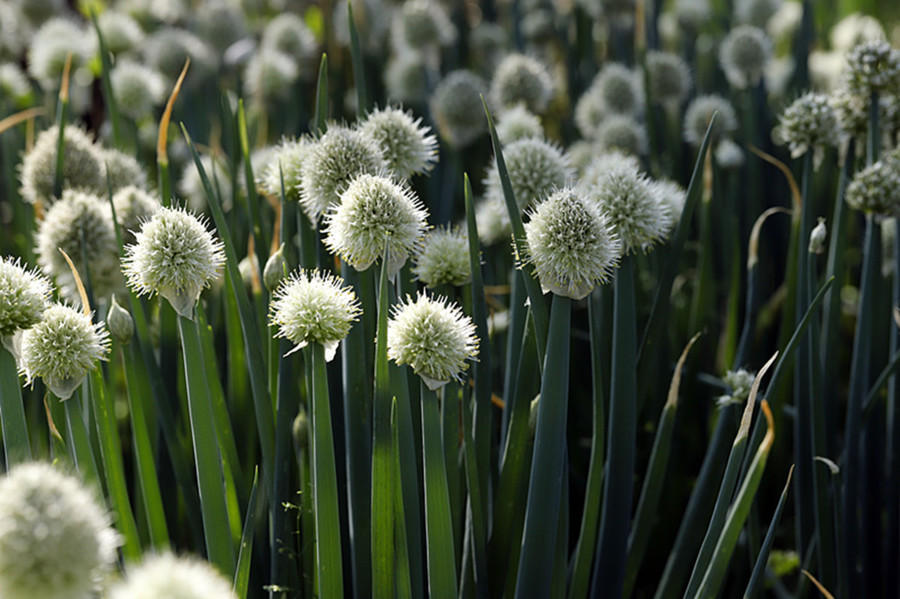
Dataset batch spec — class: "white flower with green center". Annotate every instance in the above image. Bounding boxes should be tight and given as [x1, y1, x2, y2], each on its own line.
[123, 206, 226, 318]
[843, 40, 900, 98]
[0, 257, 51, 339]
[844, 156, 900, 215]
[413, 226, 472, 287]
[484, 137, 572, 213]
[358, 106, 439, 180]
[774, 91, 842, 164]
[108, 553, 236, 599]
[269, 269, 361, 361]
[524, 188, 622, 299]
[18, 304, 110, 399]
[387, 292, 479, 390]
[323, 173, 429, 277]
[0, 462, 120, 599]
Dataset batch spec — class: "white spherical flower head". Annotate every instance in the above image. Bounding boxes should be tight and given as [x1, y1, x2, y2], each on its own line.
[101, 148, 149, 194]
[842, 40, 900, 98]
[0, 257, 52, 339]
[413, 226, 472, 288]
[0, 462, 120, 599]
[323, 174, 429, 277]
[591, 62, 644, 116]
[844, 156, 900, 215]
[683, 94, 739, 146]
[490, 53, 554, 115]
[108, 553, 236, 599]
[258, 136, 311, 200]
[585, 163, 674, 254]
[19, 125, 105, 205]
[646, 50, 692, 107]
[299, 126, 388, 222]
[524, 188, 622, 300]
[123, 206, 226, 319]
[112, 185, 161, 246]
[358, 106, 439, 180]
[431, 70, 489, 148]
[773, 91, 842, 166]
[387, 292, 479, 390]
[484, 137, 572, 213]
[475, 195, 512, 246]
[393, 0, 457, 52]
[269, 269, 361, 361]
[496, 104, 545, 144]
[596, 114, 649, 156]
[18, 304, 110, 400]
[719, 25, 773, 89]
[649, 179, 687, 234]
[110, 60, 167, 121]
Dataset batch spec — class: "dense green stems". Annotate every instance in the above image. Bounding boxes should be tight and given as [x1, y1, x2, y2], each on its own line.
[462, 389, 489, 598]
[441, 384, 462, 555]
[887, 215, 900, 599]
[592, 255, 636, 599]
[309, 342, 345, 598]
[90, 12, 123, 149]
[271, 338, 299, 595]
[745, 467, 795, 598]
[514, 294, 571, 599]
[64, 390, 100, 484]
[0, 346, 31, 467]
[421, 383, 459, 599]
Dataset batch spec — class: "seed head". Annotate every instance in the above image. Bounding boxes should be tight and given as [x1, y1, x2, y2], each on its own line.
[388, 291, 479, 390]
[300, 126, 388, 223]
[683, 94, 739, 146]
[484, 137, 572, 213]
[413, 226, 472, 287]
[0, 462, 119, 599]
[496, 105, 544, 144]
[358, 106, 439, 179]
[108, 553, 236, 599]
[269, 269, 361, 361]
[842, 40, 900, 98]
[844, 156, 900, 215]
[19, 126, 105, 205]
[645, 50, 692, 107]
[323, 174, 429, 277]
[719, 25, 773, 89]
[524, 188, 622, 299]
[0, 257, 51, 338]
[431, 70, 489, 148]
[490, 53, 554, 115]
[774, 91, 842, 163]
[18, 304, 110, 399]
[110, 60, 167, 121]
[123, 206, 226, 318]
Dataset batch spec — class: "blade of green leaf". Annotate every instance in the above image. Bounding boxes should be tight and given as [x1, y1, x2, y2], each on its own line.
[0, 346, 31, 467]
[745, 465, 794, 598]
[233, 468, 260, 599]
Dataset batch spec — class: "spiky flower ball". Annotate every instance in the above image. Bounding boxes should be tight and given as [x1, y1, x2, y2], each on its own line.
[842, 40, 900, 98]
[0, 257, 51, 338]
[18, 304, 111, 399]
[108, 553, 236, 599]
[574, 88, 607, 139]
[258, 137, 311, 199]
[101, 148, 149, 193]
[431, 70, 489, 147]
[269, 269, 361, 361]
[19, 126, 105, 205]
[645, 50, 692, 107]
[358, 106, 439, 179]
[580, 151, 643, 189]
[123, 206, 226, 318]
[413, 226, 471, 287]
[719, 25, 773, 89]
[589, 62, 643, 116]
[524, 188, 621, 299]
[844, 156, 900, 215]
[96, 10, 144, 55]
[112, 186, 161, 246]
[26, 18, 96, 90]
[496, 105, 544, 144]
[650, 179, 687, 233]
[323, 174, 429, 277]
[683, 94, 739, 146]
[142, 27, 217, 83]
[773, 92, 842, 164]
[387, 292, 479, 390]
[715, 138, 746, 169]
[0, 462, 119, 599]
[0, 63, 33, 109]
[831, 86, 900, 141]
[392, 0, 457, 52]
[490, 53, 554, 115]
[585, 163, 673, 253]
[475, 196, 511, 246]
[299, 126, 387, 222]
[243, 49, 299, 100]
[385, 51, 429, 105]
[484, 137, 571, 213]
[110, 61, 167, 121]
[35, 190, 121, 302]
[262, 13, 318, 69]
[195, 0, 246, 53]
[596, 115, 649, 155]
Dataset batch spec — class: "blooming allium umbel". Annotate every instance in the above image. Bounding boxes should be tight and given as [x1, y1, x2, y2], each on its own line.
[413, 226, 472, 288]
[843, 40, 900, 98]
[269, 269, 361, 361]
[122, 206, 226, 319]
[388, 292, 479, 390]
[524, 188, 622, 299]
[0, 257, 51, 339]
[774, 91, 842, 166]
[844, 155, 900, 215]
[108, 553, 236, 599]
[358, 106, 439, 180]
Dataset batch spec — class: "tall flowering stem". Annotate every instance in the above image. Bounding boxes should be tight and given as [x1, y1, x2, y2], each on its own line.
[0, 347, 30, 466]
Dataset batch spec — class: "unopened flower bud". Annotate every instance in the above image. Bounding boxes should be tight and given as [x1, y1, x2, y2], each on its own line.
[809, 218, 827, 254]
[106, 295, 134, 344]
[264, 244, 287, 292]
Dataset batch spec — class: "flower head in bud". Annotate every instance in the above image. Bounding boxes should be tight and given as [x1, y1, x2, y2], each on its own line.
[243, 49, 299, 100]
[96, 10, 144, 55]
[358, 106, 439, 179]
[842, 40, 900, 98]
[108, 553, 236, 599]
[524, 188, 622, 299]
[385, 51, 429, 105]
[645, 50, 692, 107]
[264, 245, 287, 292]
[100, 148, 149, 194]
[484, 137, 572, 213]
[809, 217, 827, 254]
[496, 105, 544, 144]
[110, 61, 167, 121]
[716, 368, 756, 406]
[19, 126, 105, 205]
[413, 226, 471, 287]
[719, 25, 773, 88]
[490, 53, 554, 115]
[683, 94, 739, 146]
[774, 91, 842, 166]
[269, 269, 361, 361]
[123, 206, 226, 318]
[106, 295, 134, 344]
[0, 462, 119, 599]
[19, 304, 110, 399]
[300, 126, 388, 222]
[35, 189, 121, 303]
[844, 156, 900, 215]
[715, 138, 745, 169]
[293, 406, 310, 451]
[323, 174, 429, 277]
[0, 257, 51, 338]
[596, 114, 649, 155]
[387, 291, 479, 389]
[112, 185, 161, 246]
[585, 163, 673, 253]
[431, 70, 489, 148]
[589, 62, 643, 116]
[392, 0, 457, 52]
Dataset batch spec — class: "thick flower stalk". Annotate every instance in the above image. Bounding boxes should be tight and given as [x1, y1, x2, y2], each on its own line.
[122, 206, 226, 318]
[108, 553, 236, 599]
